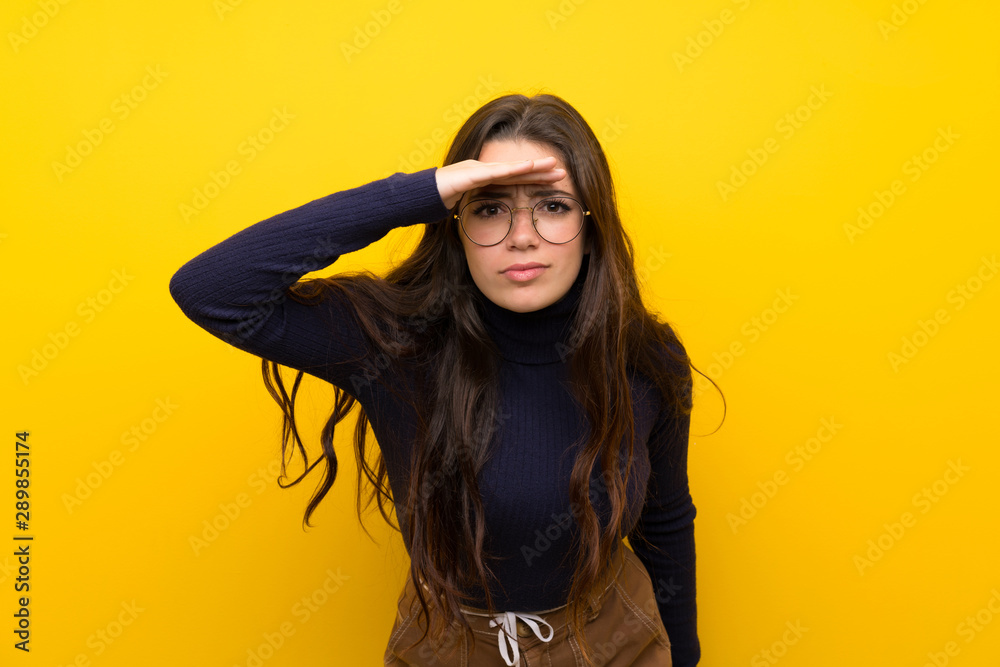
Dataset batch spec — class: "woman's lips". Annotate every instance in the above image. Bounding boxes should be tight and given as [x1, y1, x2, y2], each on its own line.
[503, 266, 546, 281]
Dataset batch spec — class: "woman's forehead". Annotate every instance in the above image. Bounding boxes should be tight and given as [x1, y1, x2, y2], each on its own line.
[478, 138, 561, 160]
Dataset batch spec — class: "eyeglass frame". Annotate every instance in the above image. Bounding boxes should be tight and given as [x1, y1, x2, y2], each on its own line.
[454, 195, 591, 247]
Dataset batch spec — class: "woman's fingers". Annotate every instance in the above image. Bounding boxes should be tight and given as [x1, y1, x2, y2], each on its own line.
[435, 158, 565, 210]
[489, 167, 566, 184]
[490, 157, 565, 182]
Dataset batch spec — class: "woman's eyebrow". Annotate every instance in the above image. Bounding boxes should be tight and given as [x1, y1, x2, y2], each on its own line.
[471, 188, 575, 199]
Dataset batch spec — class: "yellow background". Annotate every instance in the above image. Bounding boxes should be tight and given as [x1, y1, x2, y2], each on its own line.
[3, 0, 998, 665]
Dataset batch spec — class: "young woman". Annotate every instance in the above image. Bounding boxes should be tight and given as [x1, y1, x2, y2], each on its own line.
[169, 93, 720, 666]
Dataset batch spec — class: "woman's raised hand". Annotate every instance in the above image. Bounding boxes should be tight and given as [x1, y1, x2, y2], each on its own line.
[434, 157, 566, 211]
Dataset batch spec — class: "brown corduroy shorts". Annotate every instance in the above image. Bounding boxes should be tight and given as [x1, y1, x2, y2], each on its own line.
[383, 544, 672, 666]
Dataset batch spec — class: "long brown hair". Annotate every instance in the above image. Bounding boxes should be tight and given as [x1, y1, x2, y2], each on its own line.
[262, 92, 724, 664]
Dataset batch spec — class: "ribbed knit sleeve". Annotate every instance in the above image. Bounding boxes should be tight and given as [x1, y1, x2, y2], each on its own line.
[627, 345, 699, 666]
[168, 167, 450, 391]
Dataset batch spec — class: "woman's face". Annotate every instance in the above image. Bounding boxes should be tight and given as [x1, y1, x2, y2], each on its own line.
[457, 139, 591, 313]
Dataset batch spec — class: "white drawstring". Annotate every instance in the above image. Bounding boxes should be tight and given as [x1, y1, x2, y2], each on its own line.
[486, 611, 554, 666]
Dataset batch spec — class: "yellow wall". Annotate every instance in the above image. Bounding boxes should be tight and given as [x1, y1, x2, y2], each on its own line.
[3, 0, 998, 664]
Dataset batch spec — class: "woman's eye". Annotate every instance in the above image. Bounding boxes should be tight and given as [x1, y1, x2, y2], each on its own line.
[472, 201, 507, 218]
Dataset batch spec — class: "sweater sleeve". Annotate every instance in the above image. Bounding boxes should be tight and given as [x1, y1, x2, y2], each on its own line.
[168, 167, 451, 392]
[627, 348, 699, 666]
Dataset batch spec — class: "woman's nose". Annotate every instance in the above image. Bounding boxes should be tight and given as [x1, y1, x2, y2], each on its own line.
[508, 206, 540, 243]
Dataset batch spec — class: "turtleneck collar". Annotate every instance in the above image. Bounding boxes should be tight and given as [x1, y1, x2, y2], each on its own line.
[472, 253, 590, 365]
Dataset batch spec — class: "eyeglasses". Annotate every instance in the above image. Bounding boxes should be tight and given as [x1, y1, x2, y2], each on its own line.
[455, 196, 590, 246]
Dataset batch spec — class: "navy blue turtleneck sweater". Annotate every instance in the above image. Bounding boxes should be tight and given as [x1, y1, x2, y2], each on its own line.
[168, 167, 699, 665]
